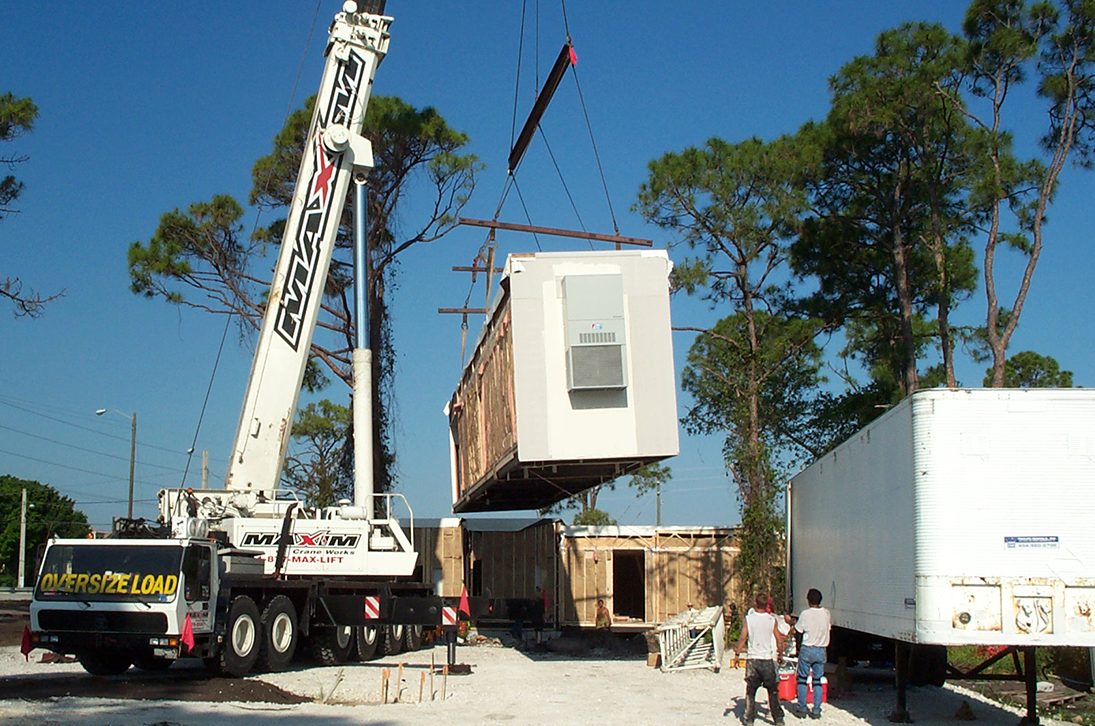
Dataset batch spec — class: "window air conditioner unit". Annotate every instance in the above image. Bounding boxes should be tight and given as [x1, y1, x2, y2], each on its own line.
[562, 273, 627, 391]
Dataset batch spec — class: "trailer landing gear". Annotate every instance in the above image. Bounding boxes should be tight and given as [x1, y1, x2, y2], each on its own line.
[888, 641, 913, 723]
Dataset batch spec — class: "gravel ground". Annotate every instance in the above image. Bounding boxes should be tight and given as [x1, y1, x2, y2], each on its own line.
[0, 640, 1076, 725]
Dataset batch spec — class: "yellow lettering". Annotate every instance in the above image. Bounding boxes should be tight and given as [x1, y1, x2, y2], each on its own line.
[117, 573, 131, 592]
[163, 575, 178, 595]
[140, 574, 154, 594]
[40, 573, 55, 590]
[88, 574, 102, 594]
[74, 573, 89, 593]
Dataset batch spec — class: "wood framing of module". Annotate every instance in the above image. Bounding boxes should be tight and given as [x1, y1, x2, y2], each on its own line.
[558, 526, 743, 629]
[448, 299, 518, 505]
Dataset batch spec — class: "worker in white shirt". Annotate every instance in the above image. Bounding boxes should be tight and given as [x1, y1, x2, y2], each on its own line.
[790, 588, 832, 720]
[734, 593, 786, 726]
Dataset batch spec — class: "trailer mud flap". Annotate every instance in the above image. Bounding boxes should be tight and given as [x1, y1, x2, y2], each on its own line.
[319, 595, 371, 626]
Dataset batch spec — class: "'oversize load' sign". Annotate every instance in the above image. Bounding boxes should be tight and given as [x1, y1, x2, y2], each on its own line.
[38, 572, 179, 596]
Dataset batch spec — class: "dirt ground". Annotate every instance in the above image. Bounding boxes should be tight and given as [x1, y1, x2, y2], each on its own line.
[0, 598, 1083, 725]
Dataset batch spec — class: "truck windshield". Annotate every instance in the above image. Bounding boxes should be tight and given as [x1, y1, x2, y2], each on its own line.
[34, 544, 184, 603]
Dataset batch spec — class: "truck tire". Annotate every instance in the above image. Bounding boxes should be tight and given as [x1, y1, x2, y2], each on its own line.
[78, 650, 131, 676]
[259, 595, 299, 672]
[310, 625, 354, 665]
[133, 653, 174, 671]
[353, 624, 380, 661]
[382, 624, 404, 656]
[403, 624, 424, 652]
[220, 595, 262, 677]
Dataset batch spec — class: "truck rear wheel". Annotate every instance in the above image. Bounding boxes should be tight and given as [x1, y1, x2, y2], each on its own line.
[310, 625, 354, 665]
[382, 624, 404, 656]
[221, 595, 262, 677]
[403, 624, 424, 651]
[259, 595, 298, 672]
[353, 624, 380, 661]
[78, 650, 131, 676]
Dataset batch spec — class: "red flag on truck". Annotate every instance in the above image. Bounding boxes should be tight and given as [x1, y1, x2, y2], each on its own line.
[459, 585, 471, 617]
[20, 625, 32, 661]
[180, 613, 195, 652]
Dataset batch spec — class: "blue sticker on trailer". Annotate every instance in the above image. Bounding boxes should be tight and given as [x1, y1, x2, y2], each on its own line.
[1004, 536, 1059, 549]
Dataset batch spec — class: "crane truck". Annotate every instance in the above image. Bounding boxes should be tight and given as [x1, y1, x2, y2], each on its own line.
[27, 0, 453, 677]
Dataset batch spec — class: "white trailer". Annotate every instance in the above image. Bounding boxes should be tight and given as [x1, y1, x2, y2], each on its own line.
[788, 388, 1095, 722]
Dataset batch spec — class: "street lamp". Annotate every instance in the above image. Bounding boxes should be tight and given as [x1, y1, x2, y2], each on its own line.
[96, 408, 137, 519]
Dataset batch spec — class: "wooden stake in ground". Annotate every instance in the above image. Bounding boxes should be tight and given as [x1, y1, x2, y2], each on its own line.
[395, 662, 405, 703]
[419, 671, 426, 703]
[430, 653, 436, 700]
[441, 664, 449, 701]
[381, 668, 390, 704]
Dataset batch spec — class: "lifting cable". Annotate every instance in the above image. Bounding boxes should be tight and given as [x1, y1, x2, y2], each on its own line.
[458, 0, 623, 360]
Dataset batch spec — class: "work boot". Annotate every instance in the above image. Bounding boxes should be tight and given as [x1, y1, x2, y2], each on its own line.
[809, 712, 821, 720]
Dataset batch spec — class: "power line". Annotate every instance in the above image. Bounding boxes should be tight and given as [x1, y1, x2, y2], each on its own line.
[0, 424, 187, 474]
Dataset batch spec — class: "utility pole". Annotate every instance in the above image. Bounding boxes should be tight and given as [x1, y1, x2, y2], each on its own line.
[201, 450, 209, 489]
[18, 488, 27, 588]
[96, 408, 137, 518]
[127, 412, 137, 519]
[655, 483, 662, 527]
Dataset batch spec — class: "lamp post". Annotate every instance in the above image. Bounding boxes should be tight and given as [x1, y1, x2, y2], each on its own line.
[18, 489, 27, 588]
[96, 408, 137, 519]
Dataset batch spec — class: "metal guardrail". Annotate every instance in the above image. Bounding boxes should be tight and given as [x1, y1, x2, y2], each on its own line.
[656, 605, 725, 672]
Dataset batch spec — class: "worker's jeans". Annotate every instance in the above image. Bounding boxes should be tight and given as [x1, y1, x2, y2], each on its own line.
[744, 658, 783, 723]
[797, 645, 826, 715]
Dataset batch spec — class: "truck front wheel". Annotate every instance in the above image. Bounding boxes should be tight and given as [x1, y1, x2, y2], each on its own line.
[78, 650, 131, 676]
[259, 595, 298, 672]
[221, 595, 262, 677]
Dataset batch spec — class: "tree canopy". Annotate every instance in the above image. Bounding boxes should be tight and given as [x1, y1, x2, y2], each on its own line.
[0, 475, 90, 587]
[128, 95, 480, 494]
[1, 91, 60, 317]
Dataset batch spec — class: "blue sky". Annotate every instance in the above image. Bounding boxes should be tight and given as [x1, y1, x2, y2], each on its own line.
[2, 2, 1092, 531]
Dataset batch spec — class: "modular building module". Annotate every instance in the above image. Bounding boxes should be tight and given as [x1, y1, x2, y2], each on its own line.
[447, 250, 679, 513]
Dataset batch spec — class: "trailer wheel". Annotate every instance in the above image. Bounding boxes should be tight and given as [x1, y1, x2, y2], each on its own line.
[220, 595, 262, 677]
[403, 624, 424, 652]
[133, 653, 174, 671]
[259, 595, 299, 672]
[909, 644, 947, 687]
[382, 623, 404, 656]
[310, 625, 354, 665]
[78, 650, 131, 676]
[353, 624, 379, 661]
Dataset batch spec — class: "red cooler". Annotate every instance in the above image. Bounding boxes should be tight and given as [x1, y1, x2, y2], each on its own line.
[778, 672, 828, 703]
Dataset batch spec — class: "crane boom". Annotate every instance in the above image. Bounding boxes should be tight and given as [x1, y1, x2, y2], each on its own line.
[226, 3, 390, 493]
